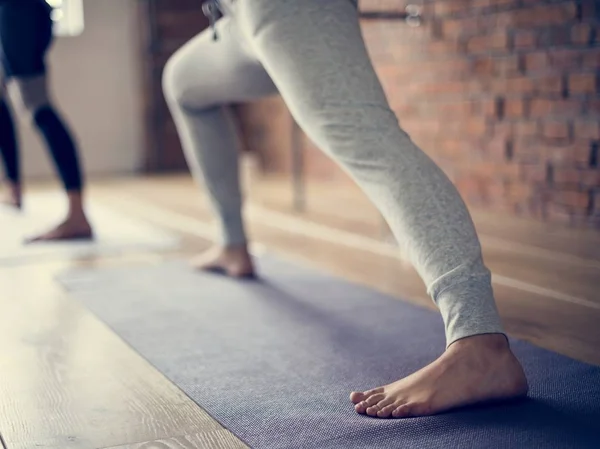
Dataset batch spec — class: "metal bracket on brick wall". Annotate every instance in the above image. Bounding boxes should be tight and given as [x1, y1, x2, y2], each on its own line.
[359, 4, 423, 27]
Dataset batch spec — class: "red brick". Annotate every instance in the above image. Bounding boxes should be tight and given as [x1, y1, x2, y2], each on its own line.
[536, 75, 565, 95]
[582, 48, 600, 67]
[436, 139, 478, 159]
[553, 168, 583, 184]
[514, 121, 539, 138]
[514, 30, 536, 49]
[493, 122, 513, 139]
[466, 118, 490, 136]
[472, 0, 515, 7]
[435, 101, 475, 117]
[587, 97, 600, 115]
[520, 164, 547, 182]
[441, 18, 481, 39]
[399, 60, 472, 82]
[529, 99, 582, 117]
[513, 3, 578, 27]
[482, 98, 503, 118]
[494, 56, 522, 76]
[572, 24, 593, 45]
[525, 52, 550, 72]
[467, 32, 510, 53]
[426, 40, 461, 56]
[574, 120, 600, 139]
[538, 27, 570, 47]
[473, 57, 495, 75]
[434, 0, 470, 16]
[553, 190, 591, 209]
[581, 170, 600, 186]
[443, 118, 489, 137]
[542, 121, 571, 140]
[505, 99, 527, 117]
[568, 73, 598, 95]
[546, 141, 594, 166]
[550, 49, 583, 69]
[513, 140, 544, 163]
[485, 137, 511, 160]
[505, 182, 533, 200]
[410, 80, 465, 95]
[491, 77, 534, 94]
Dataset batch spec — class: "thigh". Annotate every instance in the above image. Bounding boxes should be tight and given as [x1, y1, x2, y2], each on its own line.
[164, 16, 277, 110]
[236, 0, 391, 149]
[0, 0, 52, 78]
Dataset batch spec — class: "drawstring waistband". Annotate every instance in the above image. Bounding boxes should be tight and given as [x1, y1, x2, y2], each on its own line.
[202, 0, 221, 41]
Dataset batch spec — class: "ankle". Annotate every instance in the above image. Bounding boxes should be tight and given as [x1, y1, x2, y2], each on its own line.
[6, 180, 20, 192]
[222, 243, 250, 255]
[448, 333, 509, 355]
[66, 210, 90, 226]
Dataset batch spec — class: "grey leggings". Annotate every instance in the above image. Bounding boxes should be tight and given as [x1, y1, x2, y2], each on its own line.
[162, 0, 504, 346]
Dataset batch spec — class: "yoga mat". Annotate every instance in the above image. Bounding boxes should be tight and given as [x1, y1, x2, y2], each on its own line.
[58, 256, 600, 449]
[0, 192, 179, 265]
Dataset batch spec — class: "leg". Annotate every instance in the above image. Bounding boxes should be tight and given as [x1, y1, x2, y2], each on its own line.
[237, 0, 527, 417]
[9, 74, 92, 242]
[162, 16, 277, 277]
[0, 75, 21, 208]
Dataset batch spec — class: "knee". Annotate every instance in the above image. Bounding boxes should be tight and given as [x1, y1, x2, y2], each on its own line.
[162, 51, 196, 109]
[9, 75, 50, 121]
[162, 54, 182, 105]
[162, 43, 221, 112]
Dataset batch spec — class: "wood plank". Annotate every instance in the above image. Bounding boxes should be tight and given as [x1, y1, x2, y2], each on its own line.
[0, 262, 229, 449]
[103, 430, 248, 449]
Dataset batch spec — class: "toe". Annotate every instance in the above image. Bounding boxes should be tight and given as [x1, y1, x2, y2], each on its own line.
[354, 401, 369, 414]
[372, 396, 394, 413]
[364, 393, 386, 407]
[366, 404, 381, 417]
[392, 403, 412, 419]
[349, 392, 363, 403]
[365, 394, 391, 417]
[350, 387, 383, 404]
[377, 403, 397, 418]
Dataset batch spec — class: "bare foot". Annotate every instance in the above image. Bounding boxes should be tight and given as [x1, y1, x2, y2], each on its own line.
[191, 245, 255, 279]
[26, 213, 93, 243]
[350, 333, 528, 418]
[2, 182, 21, 209]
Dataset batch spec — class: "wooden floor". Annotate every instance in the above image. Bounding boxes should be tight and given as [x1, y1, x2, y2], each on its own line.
[1, 174, 599, 449]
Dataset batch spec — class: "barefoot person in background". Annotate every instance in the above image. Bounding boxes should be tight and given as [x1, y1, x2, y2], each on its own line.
[162, 0, 528, 418]
[0, 0, 92, 241]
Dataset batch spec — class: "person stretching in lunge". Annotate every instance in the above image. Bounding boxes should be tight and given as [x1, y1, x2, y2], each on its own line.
[162, 0, 528, 418]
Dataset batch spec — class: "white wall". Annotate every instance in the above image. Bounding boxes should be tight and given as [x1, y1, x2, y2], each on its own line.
[12, 0, 144, 181]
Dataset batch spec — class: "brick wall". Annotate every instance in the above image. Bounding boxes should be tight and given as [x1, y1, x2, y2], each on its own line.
[239, 0, 600, 226]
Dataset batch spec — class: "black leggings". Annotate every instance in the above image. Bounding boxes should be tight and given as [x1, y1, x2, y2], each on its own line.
[0, 0, 83, 191]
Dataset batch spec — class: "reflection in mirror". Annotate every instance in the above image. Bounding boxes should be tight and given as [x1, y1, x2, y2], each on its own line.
[46, 0, 84, 37]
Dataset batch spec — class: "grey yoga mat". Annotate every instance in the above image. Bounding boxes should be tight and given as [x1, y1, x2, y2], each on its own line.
[58, 256, 600, 449]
